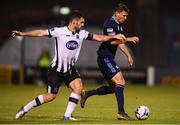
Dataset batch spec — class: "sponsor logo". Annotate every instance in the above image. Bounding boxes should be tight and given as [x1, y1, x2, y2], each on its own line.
[66, 40, 78, 50]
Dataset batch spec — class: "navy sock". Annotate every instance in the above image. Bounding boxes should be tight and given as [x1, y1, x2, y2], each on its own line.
[96, 86, 114, 95]
[87, 86, 113, 97]
[115, 84, 125, 113]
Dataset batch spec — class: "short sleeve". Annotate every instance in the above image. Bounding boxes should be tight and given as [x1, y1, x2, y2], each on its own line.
[104, 24, 118, 35]
[103, 20, 123, 35]
[81, 30, 93, 40]
[48, 27, 61, 38]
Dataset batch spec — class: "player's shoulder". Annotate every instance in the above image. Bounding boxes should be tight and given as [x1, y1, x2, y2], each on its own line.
[104, 17, 118, 27]
[50, 26, 69, 34]
[79, 29, 89, 35]
[54, 26, 67, 31]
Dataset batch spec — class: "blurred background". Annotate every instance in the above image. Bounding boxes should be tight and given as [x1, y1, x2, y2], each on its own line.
[0, 0, 180, 86]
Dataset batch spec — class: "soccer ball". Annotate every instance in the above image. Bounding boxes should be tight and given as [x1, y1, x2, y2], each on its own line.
[135, 105, 150, 120]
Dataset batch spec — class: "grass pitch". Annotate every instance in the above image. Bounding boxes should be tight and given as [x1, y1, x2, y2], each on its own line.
[0, 83, 180, 124]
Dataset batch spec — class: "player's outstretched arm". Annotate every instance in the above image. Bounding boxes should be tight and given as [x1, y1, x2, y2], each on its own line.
[11, 29, 48, 37]
[111, 36, 140, 45]
[92, 34, 126, 44]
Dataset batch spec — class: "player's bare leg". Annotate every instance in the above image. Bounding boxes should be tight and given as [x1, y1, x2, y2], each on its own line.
[15, 93, 56, 119]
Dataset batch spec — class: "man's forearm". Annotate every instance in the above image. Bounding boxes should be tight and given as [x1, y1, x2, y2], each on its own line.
[21, 30, 48, 37]
[119, 44, 131, 57]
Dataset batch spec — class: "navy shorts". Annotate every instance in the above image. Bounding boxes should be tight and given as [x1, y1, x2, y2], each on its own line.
[97, 56, 120, 80]
[47, 66, 80, 94]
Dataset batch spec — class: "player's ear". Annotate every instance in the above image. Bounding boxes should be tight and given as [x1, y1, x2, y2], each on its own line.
[72, 20, 76, 25]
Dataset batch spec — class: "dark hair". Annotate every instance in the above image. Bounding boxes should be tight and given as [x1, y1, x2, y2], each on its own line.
[114, 3, 129, 13]
[68, 10, 84, 23]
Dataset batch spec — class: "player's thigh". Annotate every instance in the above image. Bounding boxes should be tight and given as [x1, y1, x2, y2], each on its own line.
[97, 57, 120, 80]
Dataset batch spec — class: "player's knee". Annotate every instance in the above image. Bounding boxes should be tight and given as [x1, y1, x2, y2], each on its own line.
[112, 72, 126, 85]
[116, 80, 126, 86]
[77, 86, 84, 95]
[73, 85, 83, 95]
[48, 93, 56, 101]
[44, 93, 56, 102]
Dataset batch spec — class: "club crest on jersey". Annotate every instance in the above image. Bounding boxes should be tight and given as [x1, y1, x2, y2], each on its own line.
[66, 40, 78, 50]
[107, 28, 113, 33]
[50, 28, 54, 32]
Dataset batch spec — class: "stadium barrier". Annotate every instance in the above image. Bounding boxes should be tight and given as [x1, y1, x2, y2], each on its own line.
[2, 65, 179, 86]
[155, 67, 180, 86]
[22, 66, 147, 84]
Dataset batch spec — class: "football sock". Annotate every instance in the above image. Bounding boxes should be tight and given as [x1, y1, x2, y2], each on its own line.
[24, 95, 44, 112]
[64, 92, 80, 117]
[96, 86, 114, 95]
[115, 84, 125, 113]
[87, 86, 113, 97]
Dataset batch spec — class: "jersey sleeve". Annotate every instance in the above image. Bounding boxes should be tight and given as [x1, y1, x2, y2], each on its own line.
[82, 30, 93, 40]
[48, 27, 61, 38]
[104, 21, 123, 35]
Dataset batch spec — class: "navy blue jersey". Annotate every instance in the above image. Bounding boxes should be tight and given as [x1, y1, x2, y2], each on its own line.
[97, 16, 124, 59]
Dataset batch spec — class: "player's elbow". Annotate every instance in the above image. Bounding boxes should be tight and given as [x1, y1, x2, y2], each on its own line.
[93, 34, 104, 42]
[37, 30, 47, 37]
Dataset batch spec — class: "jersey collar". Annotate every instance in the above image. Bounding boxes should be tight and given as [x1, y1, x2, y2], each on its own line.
[112, 16, 120, 24]
[67, 26, 76, 35]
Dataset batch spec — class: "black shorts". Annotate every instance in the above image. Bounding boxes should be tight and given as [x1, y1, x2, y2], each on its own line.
[97, 56, 120, 80]
[47, 66, 80, 94]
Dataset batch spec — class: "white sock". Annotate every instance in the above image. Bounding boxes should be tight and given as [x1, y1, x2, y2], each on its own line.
[24, 95, 44, 112]
[64, 92, 80, 117]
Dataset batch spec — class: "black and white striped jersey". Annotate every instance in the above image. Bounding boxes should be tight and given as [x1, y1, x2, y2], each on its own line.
[48, 26, 93, 72]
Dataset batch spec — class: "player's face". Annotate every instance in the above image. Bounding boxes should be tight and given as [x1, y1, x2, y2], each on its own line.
[115, 10, 128, 23]
[75, 17, 85, 31]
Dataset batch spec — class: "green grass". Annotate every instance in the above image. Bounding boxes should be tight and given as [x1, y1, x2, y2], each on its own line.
[0, 83, 180, 124]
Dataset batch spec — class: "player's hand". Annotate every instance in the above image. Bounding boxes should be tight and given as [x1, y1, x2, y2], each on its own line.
[126, 36, 139, 43]
[127, 56, 133, 67]
[111, 34, 126, 45]
[117, 34, 126, 43]
[11, 30, 23, 37]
